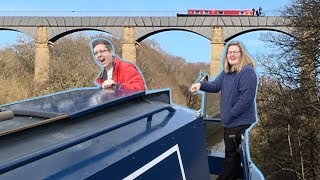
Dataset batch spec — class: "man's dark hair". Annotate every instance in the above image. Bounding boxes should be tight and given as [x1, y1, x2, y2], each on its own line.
[91, 38, 113, 51]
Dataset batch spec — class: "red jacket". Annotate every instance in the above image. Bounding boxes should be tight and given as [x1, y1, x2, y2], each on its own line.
[95, 57, 146, 91]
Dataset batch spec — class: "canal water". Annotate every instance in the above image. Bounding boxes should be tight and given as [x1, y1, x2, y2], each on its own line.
[205, 122, 225, 152]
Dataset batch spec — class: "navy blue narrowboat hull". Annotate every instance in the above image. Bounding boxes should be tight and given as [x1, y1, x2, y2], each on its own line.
[0, 88, 211, 179]
[0, 87, 264, 180]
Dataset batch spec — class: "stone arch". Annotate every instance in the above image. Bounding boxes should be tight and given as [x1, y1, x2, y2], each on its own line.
[0, 28, 35, 40]
[225, 28, 295, 42]
[48, 28, 118, 43]
[136, 28, 211, 43]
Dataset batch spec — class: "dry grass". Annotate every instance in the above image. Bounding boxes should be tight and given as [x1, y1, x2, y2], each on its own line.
[0, 75, 34, 104]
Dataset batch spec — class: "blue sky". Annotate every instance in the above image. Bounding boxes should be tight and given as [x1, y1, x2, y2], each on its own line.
[0, 0, 291, 63]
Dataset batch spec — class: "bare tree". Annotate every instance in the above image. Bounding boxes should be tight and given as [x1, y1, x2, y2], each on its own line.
[251, 0, 320, 179]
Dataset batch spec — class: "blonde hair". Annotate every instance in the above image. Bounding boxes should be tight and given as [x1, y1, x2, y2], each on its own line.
[223, 41, 256, 73]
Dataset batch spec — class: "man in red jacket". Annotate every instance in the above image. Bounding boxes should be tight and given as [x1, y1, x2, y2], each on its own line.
[90, 38, 146, 91]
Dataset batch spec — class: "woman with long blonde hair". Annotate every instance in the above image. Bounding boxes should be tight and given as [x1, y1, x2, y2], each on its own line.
[191, 41, 258, 180]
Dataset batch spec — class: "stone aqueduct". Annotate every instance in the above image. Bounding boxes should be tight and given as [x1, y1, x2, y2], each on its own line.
[0, 16, 293, 82]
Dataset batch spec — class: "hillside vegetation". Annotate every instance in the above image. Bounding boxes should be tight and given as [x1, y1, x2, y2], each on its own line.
[0, 34, 216, 112]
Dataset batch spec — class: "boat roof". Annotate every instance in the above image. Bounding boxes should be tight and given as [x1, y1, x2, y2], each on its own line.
[0, 88, 206, 179]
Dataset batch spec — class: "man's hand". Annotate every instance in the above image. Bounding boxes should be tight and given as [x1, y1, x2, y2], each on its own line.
[190, 83, 201, 93]
[102, 79, 116, 89]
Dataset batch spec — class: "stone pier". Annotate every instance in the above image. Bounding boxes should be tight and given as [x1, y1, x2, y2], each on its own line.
[210, 27, 225, 78]
[34, 27, 50, 84]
